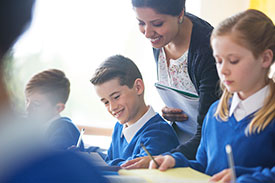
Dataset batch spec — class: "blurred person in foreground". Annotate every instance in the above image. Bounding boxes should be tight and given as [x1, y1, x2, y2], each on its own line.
[0, 0, 107, 182]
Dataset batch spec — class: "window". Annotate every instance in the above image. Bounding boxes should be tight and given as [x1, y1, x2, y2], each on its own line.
[10, 0, 201, 148]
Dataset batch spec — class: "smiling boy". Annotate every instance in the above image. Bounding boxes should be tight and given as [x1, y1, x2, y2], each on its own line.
[90, 55, 179, 166]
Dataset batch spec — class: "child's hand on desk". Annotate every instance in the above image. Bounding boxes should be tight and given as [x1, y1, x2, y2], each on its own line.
[149, 155, 176, 171]
[121, 156, 151, 169]
[209, 168, 232, 183]
[162, 106, 188, 122]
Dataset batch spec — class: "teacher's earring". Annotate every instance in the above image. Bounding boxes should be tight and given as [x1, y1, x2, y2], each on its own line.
[178, 17, 184, 24]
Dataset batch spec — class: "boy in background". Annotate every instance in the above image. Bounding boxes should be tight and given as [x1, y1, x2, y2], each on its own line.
[25, 69, 84, 150]
[90, 55, 179, 166]
[0, 1, 106, 182]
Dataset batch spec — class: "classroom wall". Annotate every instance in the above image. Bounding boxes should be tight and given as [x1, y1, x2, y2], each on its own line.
[198, 0, 275, 77]
[199, 0, 250, 27]
[250, 0, 275, 22]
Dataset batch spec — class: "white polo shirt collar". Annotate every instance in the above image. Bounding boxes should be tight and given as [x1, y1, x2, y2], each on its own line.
[229, 85, 269, 121]
[121, 106, 156, 143]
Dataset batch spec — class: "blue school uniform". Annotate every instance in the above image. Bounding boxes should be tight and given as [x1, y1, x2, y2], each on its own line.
[169, 98, 275, 179]
[45, 117, 84, 151]
[105, 107, 179, 166]
[237, 166, 275, 183]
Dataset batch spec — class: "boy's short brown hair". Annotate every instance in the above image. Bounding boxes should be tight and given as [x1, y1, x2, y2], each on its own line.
[25, 69, 70, 104]
[90, 55, 143, 88]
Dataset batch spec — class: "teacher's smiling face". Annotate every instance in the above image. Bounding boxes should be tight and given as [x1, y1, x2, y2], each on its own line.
[134, 7, 181, 48]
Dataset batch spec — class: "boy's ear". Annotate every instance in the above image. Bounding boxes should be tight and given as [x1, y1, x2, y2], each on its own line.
[261, 49, 273, 68]
[134, 78, 144, 95]
[56, 103, 65, 113]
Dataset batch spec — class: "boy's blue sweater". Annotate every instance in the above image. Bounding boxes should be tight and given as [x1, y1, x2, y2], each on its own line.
[170, 100, 275, 180]
[45, 117, 84, 151]
[106, 113, 179, 166]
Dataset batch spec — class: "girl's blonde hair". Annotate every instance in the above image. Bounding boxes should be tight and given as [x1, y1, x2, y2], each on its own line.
[211, 9, 275, 134]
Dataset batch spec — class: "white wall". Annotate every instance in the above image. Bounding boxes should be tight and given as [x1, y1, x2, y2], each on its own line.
[200, 0, 250, 27]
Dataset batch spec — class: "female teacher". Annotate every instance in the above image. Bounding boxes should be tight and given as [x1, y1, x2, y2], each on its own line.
[122, 0, 219, 168]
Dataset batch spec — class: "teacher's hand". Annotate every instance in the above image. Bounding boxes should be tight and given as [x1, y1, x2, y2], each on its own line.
[162, 106, 188, 122]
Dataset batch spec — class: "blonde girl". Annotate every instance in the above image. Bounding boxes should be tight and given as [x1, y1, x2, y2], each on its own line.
[149, 9, 275, 183]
